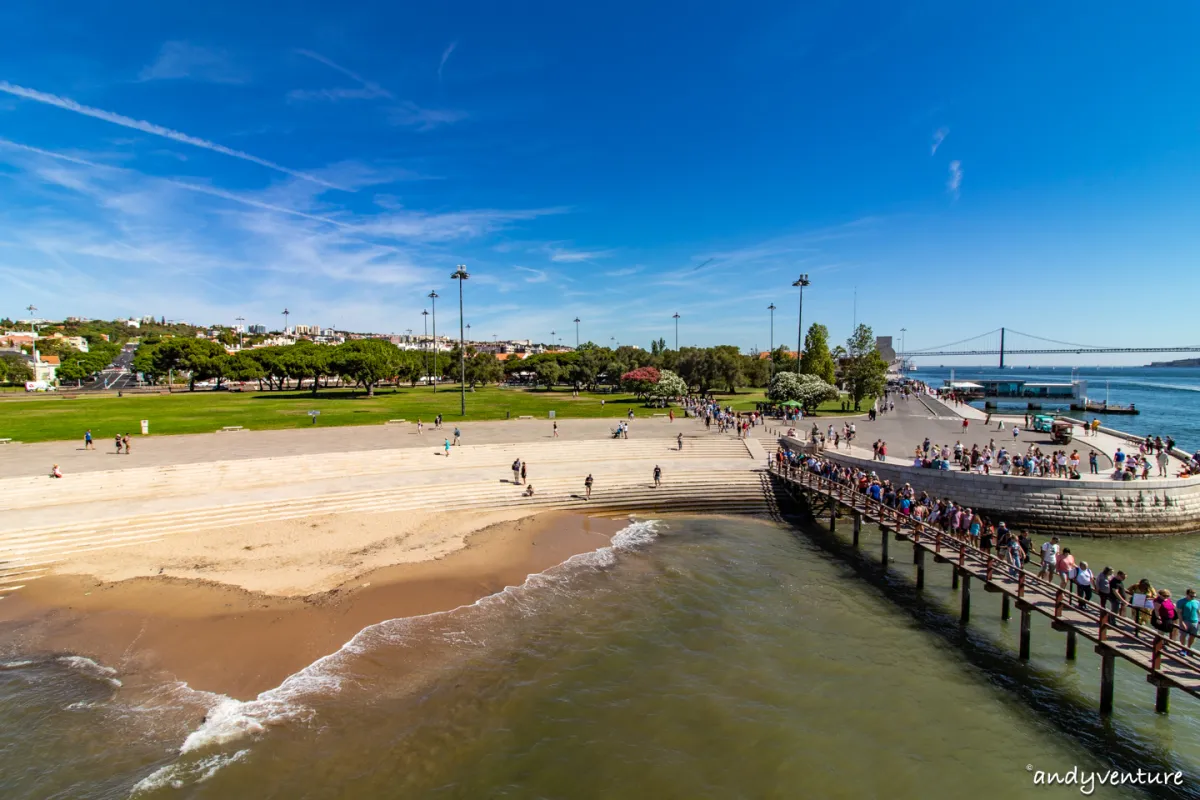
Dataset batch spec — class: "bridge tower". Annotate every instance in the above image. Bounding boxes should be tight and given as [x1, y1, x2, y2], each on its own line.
[999, 327, 1005, 369]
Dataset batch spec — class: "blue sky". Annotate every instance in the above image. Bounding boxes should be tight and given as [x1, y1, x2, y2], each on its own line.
[2, 2, 1199, 364]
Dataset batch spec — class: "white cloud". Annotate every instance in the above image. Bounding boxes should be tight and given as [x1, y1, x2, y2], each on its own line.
[549, 247, 614, 263]
[438, 42, 458, 81]
[138, 42, 247, 84]
[292, 49, 393, 101]
[514, 265, 548, 283]
[0, 81, 344, 190]
[603, 266, 642, 277]
[947, 160, 962, 198]
[389, 102, 467, 131]
[931, 127, 948, 155]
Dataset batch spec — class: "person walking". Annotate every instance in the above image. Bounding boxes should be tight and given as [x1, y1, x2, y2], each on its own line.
[677, 432, 684, 451]
[84, 429, 94, 450]
[1074, 562, 1095, 607]
[668, 409, 674, 422]
[521, 462, 527, 485]
[453, 427, 461, 446]
[553, 420, 559, 438]
[1056, 548, 1076, 589]
[416, 418, 424, 435]
[653, 465, 662, 488]
[444, 438, 451, 457]
[1109, 570, 1128, 616]
[584, 474, 593, 500]
[512, 458, 522, 485]
[1157, 448, 1170, 477]
[1179, 589, 1200, 654]
[1096, 567, 1113, 612]
[114, 433, 123, 454]
[122, 434, 131, 455]
[1089, 450, 1099, 475]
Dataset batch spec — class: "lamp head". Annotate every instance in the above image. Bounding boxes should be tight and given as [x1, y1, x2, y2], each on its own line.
[792, 274, 810, 288]
[451, 266, 470, 280]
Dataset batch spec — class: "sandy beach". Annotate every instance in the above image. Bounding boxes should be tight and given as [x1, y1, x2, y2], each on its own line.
[0, 510, 624, 699]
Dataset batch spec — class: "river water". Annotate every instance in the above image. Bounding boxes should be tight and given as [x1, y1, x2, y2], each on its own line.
[913, 366, 1200, 454]
[4, 515, 1200, 799]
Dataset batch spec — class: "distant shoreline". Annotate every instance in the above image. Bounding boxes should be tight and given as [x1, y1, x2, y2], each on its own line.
[1148, 358, 1200, 368]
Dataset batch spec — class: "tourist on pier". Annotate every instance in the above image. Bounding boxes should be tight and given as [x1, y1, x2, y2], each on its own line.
[512, 459, 522, 484]
[1096, 567, 1113, 610]
[584, 474, 593, 500]
[1089, 450, 1099, 474]
[653, 465, 662, 488]
[1178, 589, 1199, 654]
[1074, 562, 1095, 606]
[1038, 537, 1060, 580]
[1056, 548, 1076, 589]
[1157, 449, 1170, 477]
[1109, 570, 1128, 616]
[1132, 578, 1156, 624]
[1006, 532, 1026, 578]
[1151, 591, 1178, 642]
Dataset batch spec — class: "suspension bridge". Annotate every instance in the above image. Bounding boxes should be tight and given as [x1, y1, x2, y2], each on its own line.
[895, 328, 1200, 368]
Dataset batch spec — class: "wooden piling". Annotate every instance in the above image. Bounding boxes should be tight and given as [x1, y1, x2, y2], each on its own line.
[1066, 629, 1077, 661]
[1156, 684, 1171, 714]
[881, 527, 889, 565]
[1098, 646, 1116, 715]
[1001, 593, 1011, 621]
[852, 511, 861, 547]
[915, 546, 925, 590]
[952, 568, 959, 590]
[960, 573, 971, 624]
[1019, 609, 1032, 660]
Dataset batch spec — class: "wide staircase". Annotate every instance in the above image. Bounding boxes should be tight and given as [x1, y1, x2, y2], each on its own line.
[0, 436, 778, 599]
[0, 437, 753, 511]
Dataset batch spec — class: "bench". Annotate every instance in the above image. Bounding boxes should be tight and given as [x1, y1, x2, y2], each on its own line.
[517, 415, 534, 420]
[0, 438, 12, 445]
[652, 413, 668, 417]
[385, 419, 407, 425]
[219, 425, 245, 433]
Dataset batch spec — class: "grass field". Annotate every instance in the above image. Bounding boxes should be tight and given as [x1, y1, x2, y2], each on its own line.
[0, 385, 859, 443]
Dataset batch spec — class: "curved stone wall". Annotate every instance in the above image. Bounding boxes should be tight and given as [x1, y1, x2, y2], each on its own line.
[781, 438, 1200, 537]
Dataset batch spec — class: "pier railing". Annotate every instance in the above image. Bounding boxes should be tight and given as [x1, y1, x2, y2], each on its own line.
[769, 460, 1200, 714]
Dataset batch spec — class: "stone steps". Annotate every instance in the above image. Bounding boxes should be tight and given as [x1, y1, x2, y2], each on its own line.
[0, 471, 776, 597]
[0, 437, 752, 510]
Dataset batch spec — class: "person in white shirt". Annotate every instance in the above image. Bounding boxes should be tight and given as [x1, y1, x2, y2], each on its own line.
[1039, 537, 1061, 580]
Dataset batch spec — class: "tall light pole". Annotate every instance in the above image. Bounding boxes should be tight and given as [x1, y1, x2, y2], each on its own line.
[767, 303, 776, 377]
[235, 316, 245, 350]
[451, 267, 469, 415]
[422, 310, 430, 384]
[899, 327, 907, 375]
[428, 291, 439, 392]
[25, 304, 37, 336]
[792, 274, 810, 374]
[282, 308, 290, 336]
[551, 330, 556, 351]
[672, 313, 680, 351]
[574, 317, 580, 349]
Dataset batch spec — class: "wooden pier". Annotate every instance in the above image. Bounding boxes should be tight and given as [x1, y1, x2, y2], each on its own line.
[772, 463, 1200, 715]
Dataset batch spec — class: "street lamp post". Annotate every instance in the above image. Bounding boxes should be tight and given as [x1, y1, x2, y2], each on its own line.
[792, 274, 810, 374]
[451, 266, 469, 415]
[421, 310, 430, 385]
[672, 313, 680, 351]
[551, 330, 556, 351]
[235, 316, 245, 350]
[428, 292, 439, 392]
[899, 327, 907, 375]
[282, 308, 290, 336]
[75, 360, 83, 388]
[25, 305, 37, 336]
[574, 317, 580, 349]
[767, 303, 776, 377]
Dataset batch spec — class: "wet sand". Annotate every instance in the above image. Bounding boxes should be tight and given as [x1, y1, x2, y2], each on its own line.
[0, 512, 623, 700]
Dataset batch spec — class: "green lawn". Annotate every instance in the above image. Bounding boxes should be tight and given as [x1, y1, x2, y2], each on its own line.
[0, 385, 863, 443]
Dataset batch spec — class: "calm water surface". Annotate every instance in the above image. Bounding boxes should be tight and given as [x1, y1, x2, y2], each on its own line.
[914, 366, 1200, 453]
[6, 516, 1200, 799]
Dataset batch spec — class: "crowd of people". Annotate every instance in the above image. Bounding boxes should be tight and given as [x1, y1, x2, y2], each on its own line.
[772, 448, 1200, 655]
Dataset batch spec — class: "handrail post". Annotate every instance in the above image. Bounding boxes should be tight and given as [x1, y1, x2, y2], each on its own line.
[1055, 589, 1064, 618]
[1018, 569, 1025, 598]
[1099, 610, 1108, 642]
[1152, 637, 1164, 672]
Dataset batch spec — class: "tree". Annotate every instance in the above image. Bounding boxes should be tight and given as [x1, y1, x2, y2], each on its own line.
[0, 353, 33, 384]
[800, 323, 837, 386]
[226, 352, 266, 387]
[331, 340, 400, 396]
[844, 324, 887, 411]
[466, 351, 504, 388]
[741, 353, 771, 388]
[768, 372, 839, 412]
[711, 345, 743, 393]
[652, 369, 687, 399]
[151, 339, 229, 390]
[620, 366, 661, 399]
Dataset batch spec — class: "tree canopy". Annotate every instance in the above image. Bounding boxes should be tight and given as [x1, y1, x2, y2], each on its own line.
[843, 324, 888, 411]
[767, 372, 839, 412]
[800, 323, 837, 386]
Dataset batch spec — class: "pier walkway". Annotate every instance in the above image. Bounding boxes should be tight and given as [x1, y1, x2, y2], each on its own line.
[772, 462, 1200, 715]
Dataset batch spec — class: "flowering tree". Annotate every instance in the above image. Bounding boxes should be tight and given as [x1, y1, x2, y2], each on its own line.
[651, 369, 688, 399]
[620, 366, 661, 399]
[768, 372, 839, 413]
